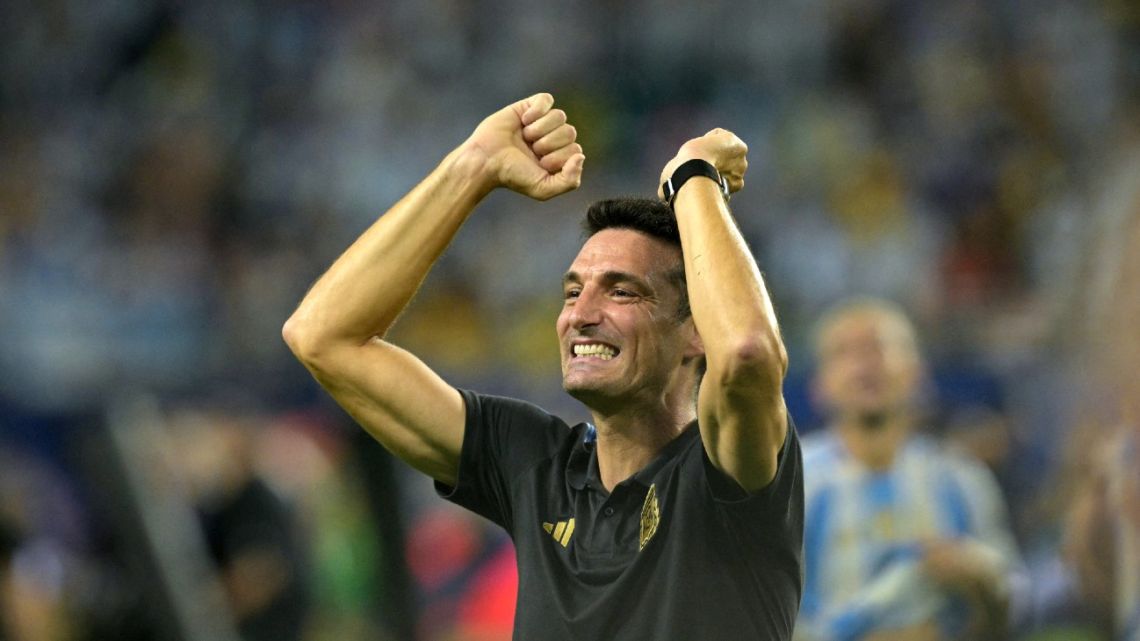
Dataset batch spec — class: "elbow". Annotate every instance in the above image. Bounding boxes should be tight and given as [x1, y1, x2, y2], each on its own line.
[714, 332, 788, 390]
[282, 312, 325, 366]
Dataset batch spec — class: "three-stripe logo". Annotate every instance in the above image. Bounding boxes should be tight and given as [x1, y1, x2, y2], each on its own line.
[542, 518, 576, 547]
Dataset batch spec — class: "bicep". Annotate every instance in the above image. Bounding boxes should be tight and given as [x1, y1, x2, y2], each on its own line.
[305, 337, 465, 484]
[697, 374, 788, 492]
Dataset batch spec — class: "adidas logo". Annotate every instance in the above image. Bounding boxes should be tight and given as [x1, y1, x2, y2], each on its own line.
[542, 518, 576, 547]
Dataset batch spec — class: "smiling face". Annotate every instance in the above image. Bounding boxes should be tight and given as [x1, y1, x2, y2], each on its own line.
[557, 228, 699, 412]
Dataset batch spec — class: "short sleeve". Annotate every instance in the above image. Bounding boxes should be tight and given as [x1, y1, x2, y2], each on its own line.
[703, 413, 804, 508]
[435, 389, 569, 531]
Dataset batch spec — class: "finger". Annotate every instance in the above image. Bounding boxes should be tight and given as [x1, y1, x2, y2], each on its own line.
[724, 157, 748, 193]
[705, 129, 747, 156]
[539, 143, 583, 173]
[706, 127, 745, 147]
[532, 123, 577, 156]
[521, 93, 555, 126]
[522, 108, 567, 143]
[706, 128, 731, 145]
[534, 153, 585, 201]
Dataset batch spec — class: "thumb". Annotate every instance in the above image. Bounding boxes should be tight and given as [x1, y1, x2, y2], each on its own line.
[533, 153, 585, 201]
[520, 92, 555, 126]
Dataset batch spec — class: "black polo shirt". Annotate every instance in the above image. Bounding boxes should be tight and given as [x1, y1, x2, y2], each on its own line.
[436, 389, 803, 640]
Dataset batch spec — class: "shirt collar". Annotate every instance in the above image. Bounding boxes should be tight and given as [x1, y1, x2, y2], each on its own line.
[566, 420, 700, 492]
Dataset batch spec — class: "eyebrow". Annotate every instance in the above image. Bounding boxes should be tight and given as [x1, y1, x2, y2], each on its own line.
[562, 270, 654, 293]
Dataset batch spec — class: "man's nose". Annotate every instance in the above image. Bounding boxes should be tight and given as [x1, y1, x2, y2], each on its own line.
[568, 288, 604, 329]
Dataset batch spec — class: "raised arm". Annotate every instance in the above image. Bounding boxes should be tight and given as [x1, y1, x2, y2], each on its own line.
[660, 129, 788, 492]
[283, 93, 584, 484]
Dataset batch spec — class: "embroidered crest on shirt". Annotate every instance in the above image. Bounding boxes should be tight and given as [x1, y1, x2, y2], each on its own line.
[542, 518, 575, 547]
[639, 483, 660, 550]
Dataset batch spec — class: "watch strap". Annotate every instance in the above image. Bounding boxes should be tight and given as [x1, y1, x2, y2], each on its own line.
[661, 158, 730, 209]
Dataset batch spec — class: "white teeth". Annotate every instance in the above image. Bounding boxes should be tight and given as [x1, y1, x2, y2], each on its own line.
[573, 343, 616, 359]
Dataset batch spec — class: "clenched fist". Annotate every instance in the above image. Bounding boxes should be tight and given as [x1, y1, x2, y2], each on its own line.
[658, 128, 748, 201]
[463, 93, 586, 201]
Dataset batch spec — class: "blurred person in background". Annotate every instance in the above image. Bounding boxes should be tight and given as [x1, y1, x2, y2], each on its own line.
[0, 485, 66, 641]
[170, 409, 311, 641]
[283, 93, 803, 639]
[1064, 419, 1140, 641]
[1056, 153, 1140, 641]
[252, 413, 401, 641]
[0, 514, 16, 641]
[797, 299, 1021, 641]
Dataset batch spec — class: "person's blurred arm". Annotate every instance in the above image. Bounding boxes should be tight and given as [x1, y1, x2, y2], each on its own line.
[1063, 446, 1117, 632]
[922, 458, 1023, 639]
[661, 129, 789, 493]
[922, 539, 1010, 638]
[283, 93, 584, 485]
[797, 557, 946, 641]
[863, 623, 941, 641]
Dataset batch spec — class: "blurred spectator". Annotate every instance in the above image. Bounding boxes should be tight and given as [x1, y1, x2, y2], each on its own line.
[168, 409, 311, 641]
[1046, 143, 1140, 641]
[0, 514, 17, 641]
[797, 299, 1022, 641]
[0, 445, 79, 641]
[1063, 421, 1139, 641]
[254, 413, 397, 641]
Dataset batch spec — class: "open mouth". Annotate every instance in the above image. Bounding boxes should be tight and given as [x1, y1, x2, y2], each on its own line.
[571, 342, 620, 361]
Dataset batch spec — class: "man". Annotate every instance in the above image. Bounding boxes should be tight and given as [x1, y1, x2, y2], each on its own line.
[797, 299, 1020, 641]
[170, 410, 311, 641]
[283, 93, 803, 639]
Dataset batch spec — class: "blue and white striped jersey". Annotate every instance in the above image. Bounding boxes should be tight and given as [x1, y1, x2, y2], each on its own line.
[795, 430, 1020, 641]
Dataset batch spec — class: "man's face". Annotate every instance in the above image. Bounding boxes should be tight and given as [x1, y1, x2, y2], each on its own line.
[815, 311, 920, 424]
[556, 228, 697, 410]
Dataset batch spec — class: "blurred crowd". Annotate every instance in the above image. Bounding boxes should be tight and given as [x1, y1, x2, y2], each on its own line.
[1, 0, 1138, 639]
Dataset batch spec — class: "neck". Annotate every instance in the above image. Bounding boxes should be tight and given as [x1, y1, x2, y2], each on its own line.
[590, 402, 695, 492]
[835, 411, 911, 472]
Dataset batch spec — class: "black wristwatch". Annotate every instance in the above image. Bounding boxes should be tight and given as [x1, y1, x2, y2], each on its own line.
[660, 158, 730, 210]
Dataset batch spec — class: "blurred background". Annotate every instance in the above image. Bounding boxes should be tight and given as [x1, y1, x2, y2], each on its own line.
[1, 0, 1138, 639]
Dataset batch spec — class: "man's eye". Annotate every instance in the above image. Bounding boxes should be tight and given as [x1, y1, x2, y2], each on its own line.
[564, 289, 581, 299]
[613, 289, 635, 298]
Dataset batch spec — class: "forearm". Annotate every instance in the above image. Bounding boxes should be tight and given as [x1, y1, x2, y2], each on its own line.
[925, 539, 1013, 637]
[277, 93, 579, 483]
[673, 180, 786, 381]
[284, 145, 492, 353]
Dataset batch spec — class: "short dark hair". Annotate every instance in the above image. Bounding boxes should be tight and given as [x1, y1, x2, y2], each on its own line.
[582, 197, 690, 319]
[583, 197, 680, 246]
